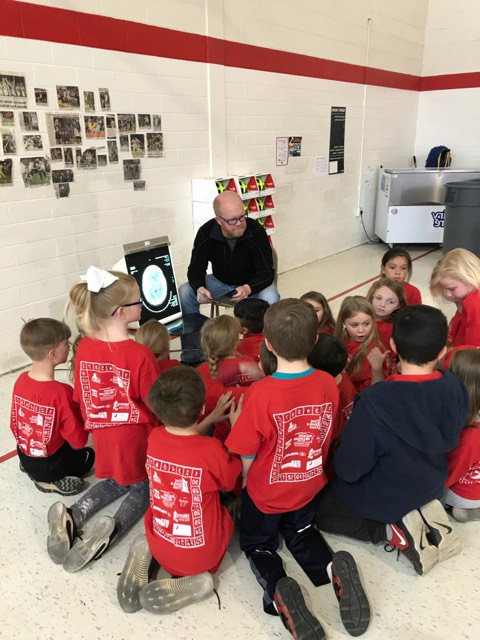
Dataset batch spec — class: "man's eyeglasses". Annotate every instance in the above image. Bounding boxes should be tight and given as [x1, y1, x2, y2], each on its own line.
[217, 214, 246, 226]
[111, 298, 143, 316]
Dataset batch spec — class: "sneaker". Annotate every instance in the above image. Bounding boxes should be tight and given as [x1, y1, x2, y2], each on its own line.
[451, 507, 480, 523]
[63, 516, 115, 573]
[274, 577, 326, 640]
[34, 476, 84, 496]
[331, 551, 370, 637]
[419, 499, 461, 562]
[117, 535, 153, 613]
[387, 509, 438, 576]
[139, 572, 214, 614]
[47, 501, 77, 564]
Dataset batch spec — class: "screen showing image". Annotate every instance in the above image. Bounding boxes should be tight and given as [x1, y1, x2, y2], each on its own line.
[124, 242, 182, 326]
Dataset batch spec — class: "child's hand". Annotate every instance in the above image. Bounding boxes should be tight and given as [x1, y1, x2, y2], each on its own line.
[367, 347, 389, 371]
[229, 394, 244, 426]
[210, 392, 234, 423]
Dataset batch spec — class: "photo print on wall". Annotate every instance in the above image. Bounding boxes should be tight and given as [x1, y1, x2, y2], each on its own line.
[118, 114, 136, 133]
[130, 133, 145, 158]
[138, 114, 151, 129]
[0, 111, 14, 127]
[20, 156, 51, 187]
[0, 158, 13, 185]
[99, 88, 110, 110]
[152, 114, 162, 131]
[63, 147, 74, 166]
[34, 88, 48, 105]
[1, 130, 16, 154]
[50, 147, 63, 162]
[147, 132, 163, 158]
[23, 134, 43, 151]
[123, 159, 141, 181]
[119, 134, 129, 151]
[52, 169, 74, 184]
[20, 111, 39, 131]
[83, 91, 95, 112]
[106, 114, 117, 138]
[47, 113, 82, 146]
[56, 86, 80, 109]
[107, 139, 118, 163]
[0, 72, 27, 108]
[84, 115, 105, 139]
[54, 183, 70, 198]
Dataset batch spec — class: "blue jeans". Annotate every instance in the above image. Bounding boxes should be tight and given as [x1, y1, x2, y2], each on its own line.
[179, 276, 280, 362]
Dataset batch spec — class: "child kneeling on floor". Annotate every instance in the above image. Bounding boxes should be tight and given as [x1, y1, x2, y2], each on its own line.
[117, 365, 241, 615]
[225, 299, 371, 639]
[316, 305, 469, 576]
[11, 318, 94, 496]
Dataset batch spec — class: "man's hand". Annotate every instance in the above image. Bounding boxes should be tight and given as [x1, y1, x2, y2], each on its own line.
[197, 286, 212, 304]
[231, 284, 251, 301]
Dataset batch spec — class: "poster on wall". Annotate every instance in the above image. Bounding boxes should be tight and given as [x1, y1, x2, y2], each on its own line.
[46, 113, 82, 146]
[0, 72, 27, 108]
[288, 136, 302, 157]
[0, 158, 13, 185]
[329, 106, 346, 174]
[276, 137, 288, 166]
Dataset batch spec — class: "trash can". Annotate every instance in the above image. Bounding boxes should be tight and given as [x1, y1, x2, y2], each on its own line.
[443, 179, 480, 254]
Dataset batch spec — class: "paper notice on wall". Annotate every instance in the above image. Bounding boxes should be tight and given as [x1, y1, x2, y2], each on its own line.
[276, 137, 288, 166]
[0, 72, 27, 108]
[314, 155, 328, 177]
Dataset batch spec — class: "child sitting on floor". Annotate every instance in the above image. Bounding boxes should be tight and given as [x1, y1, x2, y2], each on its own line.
[381, 247, 422, 305]
[444, 348, 480, 522]
[11, 318, 94, 496]
[300, 291, 336, 334]
[117, 366, 241, 615]
[317, 305, 469, 577]
[234, 298, 269, 361]
[135, 319, 180, 372]
[335, 296, 388, 392]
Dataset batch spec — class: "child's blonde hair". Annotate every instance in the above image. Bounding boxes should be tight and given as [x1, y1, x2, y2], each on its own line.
[201, 315, 241, 378]
[136, 320, 169, 358]
[367, 278, 407, 318]
[430, 249, 480, 299]
[335, 296, 381, 378]
[300, 291, 335, 332]
[449, 349, 480, 425]
[67, 270, 137, 335]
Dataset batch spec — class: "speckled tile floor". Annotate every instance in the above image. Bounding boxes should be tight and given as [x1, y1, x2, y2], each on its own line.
[1, 243, 478, 640]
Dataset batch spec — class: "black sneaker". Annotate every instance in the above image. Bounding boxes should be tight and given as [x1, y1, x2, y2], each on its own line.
[47, 501, 78, 564]
[331, 551, 370, 637]
[418, 500, 461, 562]
[34, 476, 84, 496]
[387, 509, 438, 576]
[274, 577, 326, 640]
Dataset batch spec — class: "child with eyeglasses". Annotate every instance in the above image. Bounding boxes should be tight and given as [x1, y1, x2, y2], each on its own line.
[46, 267, 159, 574]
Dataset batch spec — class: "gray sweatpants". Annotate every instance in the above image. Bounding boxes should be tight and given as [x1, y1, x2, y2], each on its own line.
[71, 477, 149, 545]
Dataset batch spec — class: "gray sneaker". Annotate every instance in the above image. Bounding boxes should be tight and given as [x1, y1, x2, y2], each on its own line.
[117, 535, 153, 613]
[35, 476, 84, 496]
[419, 499, 461, 562]
[63, 516, 115, 573]
[139, 573, 214, 614]
[47, 501, 77, 564]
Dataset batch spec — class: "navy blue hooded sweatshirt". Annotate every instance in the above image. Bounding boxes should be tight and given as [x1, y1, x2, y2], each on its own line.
[332, 370, 468, 523]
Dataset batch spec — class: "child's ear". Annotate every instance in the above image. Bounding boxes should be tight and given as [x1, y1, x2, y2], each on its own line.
[436, 346, 448, 364]
[47, 347, 57, 362]
[389, 337, 397, 353]
[240, 327, 248, 336]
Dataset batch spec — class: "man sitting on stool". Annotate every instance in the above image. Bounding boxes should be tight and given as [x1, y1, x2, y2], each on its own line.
[179, 191, 280, 363]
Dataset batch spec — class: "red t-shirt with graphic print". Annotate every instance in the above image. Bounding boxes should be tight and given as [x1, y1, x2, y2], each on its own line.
[73, 336, 159, 485]
[10, 373, 87, 457]
[446, 422, 480, 500]
[336, 373, 356, 438]
[144, 427, 241, 576]
[448, 290, 480, 348]
[226, 369, 339, 514]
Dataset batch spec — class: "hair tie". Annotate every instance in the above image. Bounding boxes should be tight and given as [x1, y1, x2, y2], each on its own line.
[80, 266, 119, 293]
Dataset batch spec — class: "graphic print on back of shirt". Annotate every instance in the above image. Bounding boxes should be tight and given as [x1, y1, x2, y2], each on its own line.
[80, 361, 140, 428]
[271, 403, 333, 483]
[11, 395, 55, 457]
[146, 455, 204, 548]
[459, 461, 480, 485]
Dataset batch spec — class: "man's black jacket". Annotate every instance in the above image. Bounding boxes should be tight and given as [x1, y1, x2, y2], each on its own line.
[187, 218, 275, 294]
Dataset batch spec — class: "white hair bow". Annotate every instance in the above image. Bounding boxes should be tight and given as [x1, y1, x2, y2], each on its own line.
[80, 266, 119, 293]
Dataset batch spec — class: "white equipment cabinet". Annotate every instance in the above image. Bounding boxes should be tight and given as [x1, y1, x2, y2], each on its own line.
[374, 168, 480, 246]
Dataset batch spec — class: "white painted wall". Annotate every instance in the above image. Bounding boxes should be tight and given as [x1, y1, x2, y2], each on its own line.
[0, 0, 428, 373]
[415, 0, 480, 168]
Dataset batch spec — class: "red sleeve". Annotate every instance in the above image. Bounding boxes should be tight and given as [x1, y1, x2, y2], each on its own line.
[58, 384, 88, 449]
[225, 386, 262, 456]
[406, 283, 422, 305]
[463, 293, 480, 347]
[446, 429, 474, 487]
[209, 440, 242, 491]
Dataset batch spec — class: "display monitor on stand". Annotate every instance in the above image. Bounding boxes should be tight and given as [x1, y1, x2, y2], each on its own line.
[112, 236, 183, 331]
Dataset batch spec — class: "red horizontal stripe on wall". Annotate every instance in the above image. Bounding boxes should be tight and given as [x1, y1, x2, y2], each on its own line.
[0, 1, 478, 92]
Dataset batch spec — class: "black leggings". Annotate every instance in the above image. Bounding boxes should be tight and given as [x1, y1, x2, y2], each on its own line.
[18, 443, 94, 483]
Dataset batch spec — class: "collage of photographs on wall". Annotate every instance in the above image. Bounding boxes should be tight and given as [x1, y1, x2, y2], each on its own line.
[0, 71, 163, 197]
